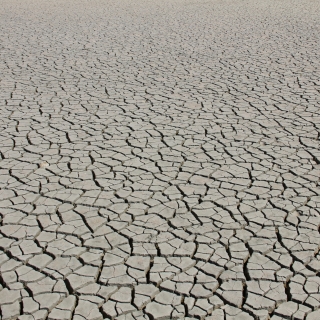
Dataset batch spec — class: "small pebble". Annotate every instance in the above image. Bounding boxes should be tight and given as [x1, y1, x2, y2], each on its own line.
[39, 162, 49, 168]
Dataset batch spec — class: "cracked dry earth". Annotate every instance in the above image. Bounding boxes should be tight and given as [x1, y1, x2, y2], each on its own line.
[1, 0, 320, 320]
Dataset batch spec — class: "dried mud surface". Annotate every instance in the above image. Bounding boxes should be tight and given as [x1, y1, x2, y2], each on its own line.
[0, 0, 320, 319]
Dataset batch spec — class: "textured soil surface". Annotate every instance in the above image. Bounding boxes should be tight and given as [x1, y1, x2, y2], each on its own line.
[1, 0, 320, 319]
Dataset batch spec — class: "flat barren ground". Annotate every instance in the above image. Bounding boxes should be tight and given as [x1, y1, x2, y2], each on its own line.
[0, 0, 320, 319]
